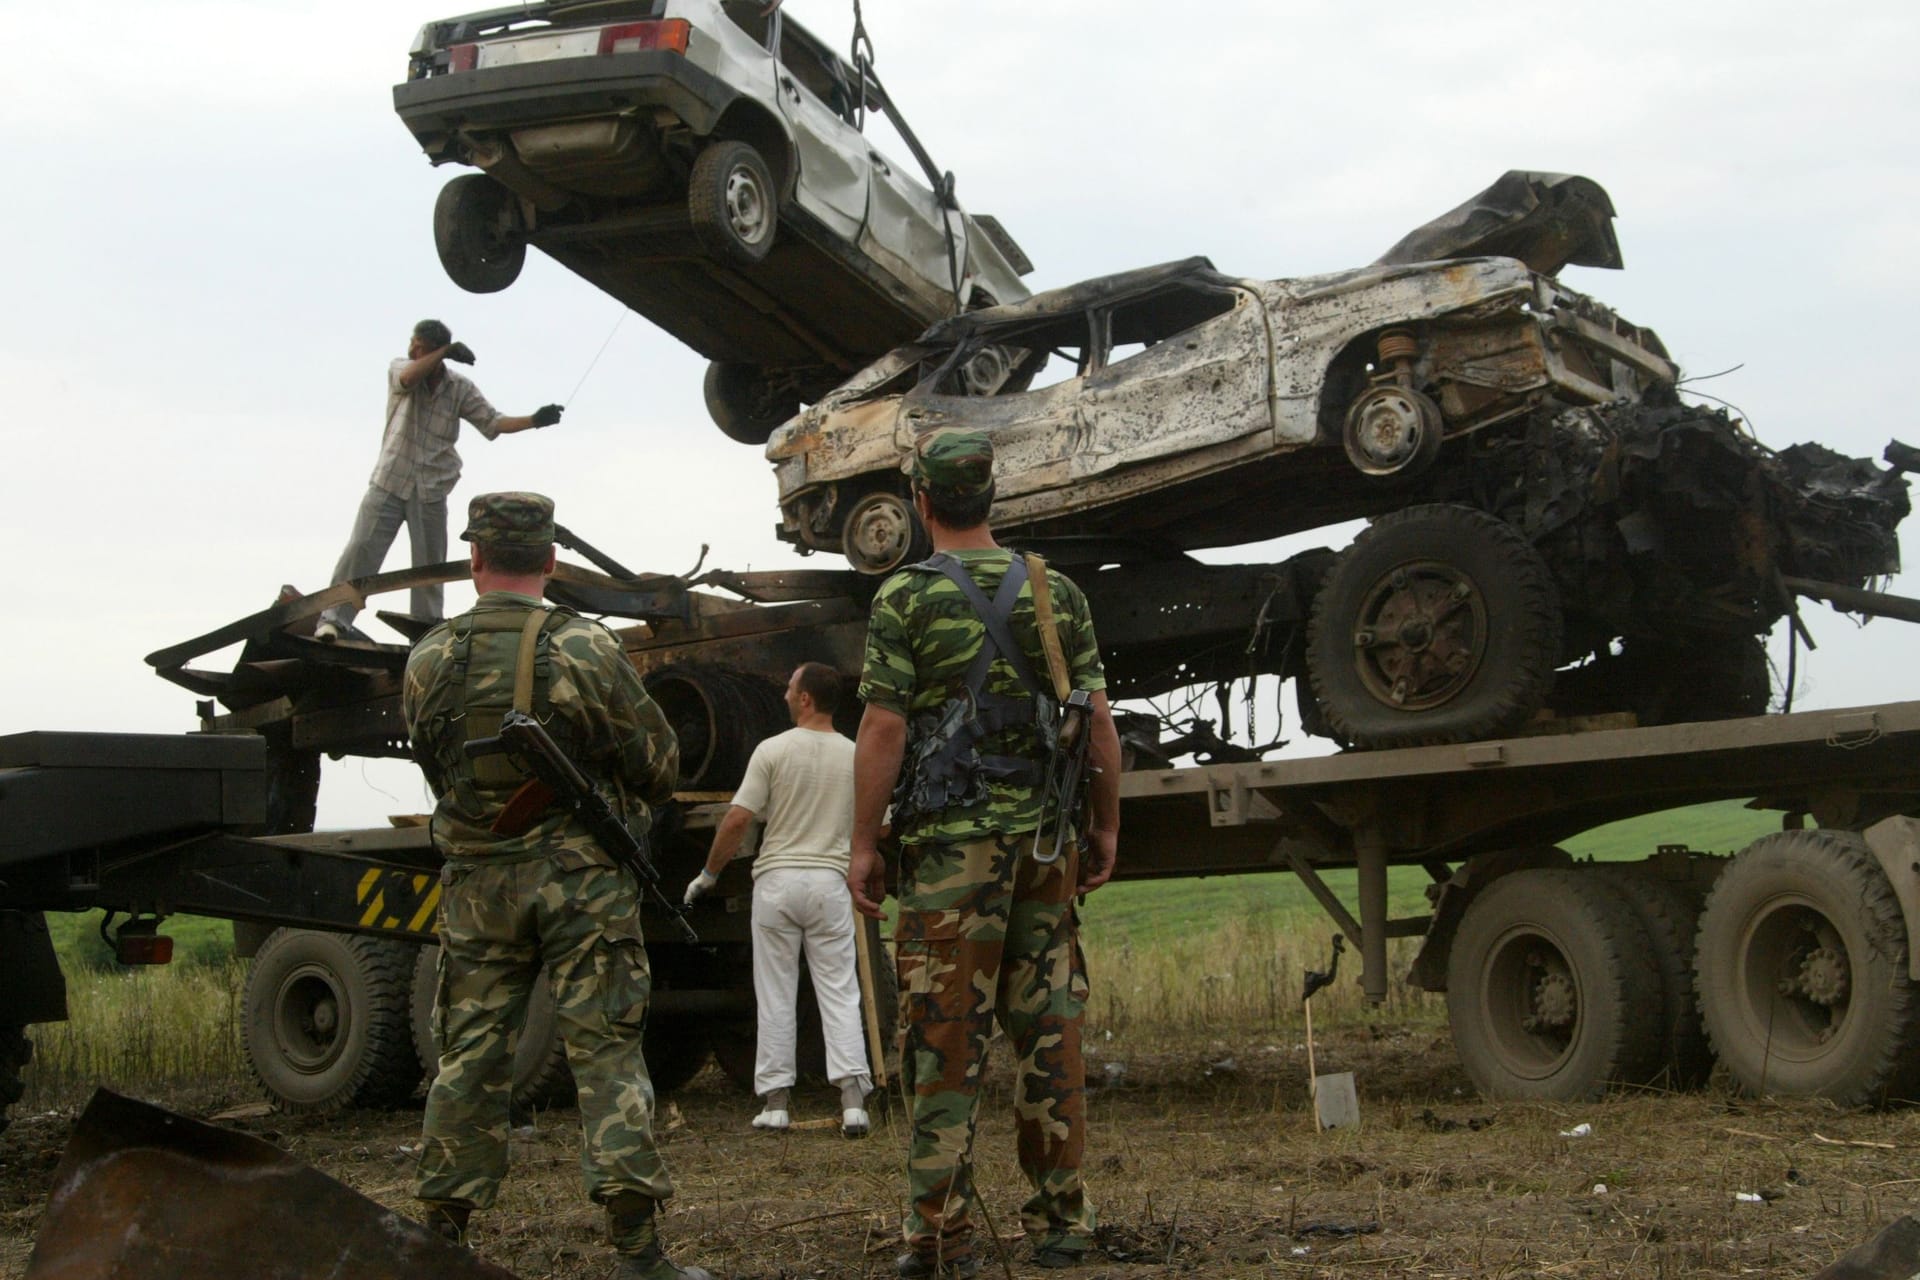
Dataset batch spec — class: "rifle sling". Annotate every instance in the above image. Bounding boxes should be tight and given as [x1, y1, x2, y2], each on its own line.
[511, 609, 547, 714]
[1025, 552, 1073, 703]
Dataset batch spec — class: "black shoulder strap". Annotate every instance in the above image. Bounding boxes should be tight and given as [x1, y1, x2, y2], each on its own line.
[923, 552, 1048, 701]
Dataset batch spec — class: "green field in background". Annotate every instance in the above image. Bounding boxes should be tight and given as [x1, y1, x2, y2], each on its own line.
[43, 799, 1780, 967]
[1078, 797, 1780, 949]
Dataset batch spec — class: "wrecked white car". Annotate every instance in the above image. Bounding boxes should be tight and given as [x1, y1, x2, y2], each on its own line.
[395, 0, 1032, 441]
[766, 173, 1910, 748]
[768, 173, 1672, 573]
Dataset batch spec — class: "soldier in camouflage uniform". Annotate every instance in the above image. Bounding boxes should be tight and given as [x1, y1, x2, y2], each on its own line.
[405, 492, 712, 1280]
[849, 431, 1123, 1277]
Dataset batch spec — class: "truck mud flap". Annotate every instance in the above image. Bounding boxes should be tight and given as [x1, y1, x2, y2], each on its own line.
[25, 1089, 520, 1280]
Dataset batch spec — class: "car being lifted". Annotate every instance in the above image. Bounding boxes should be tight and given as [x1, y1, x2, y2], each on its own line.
[395, 0, 1032, 443]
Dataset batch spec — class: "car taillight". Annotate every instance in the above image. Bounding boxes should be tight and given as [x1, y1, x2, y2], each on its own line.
[448, 42, 478, 72]
[598, 19, 689, 55]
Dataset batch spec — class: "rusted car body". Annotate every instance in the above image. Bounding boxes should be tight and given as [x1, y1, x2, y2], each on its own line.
[768, 175, 1674, 573]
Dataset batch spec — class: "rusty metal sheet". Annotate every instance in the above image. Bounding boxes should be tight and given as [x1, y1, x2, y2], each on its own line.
[26, 1089, 520, 1280]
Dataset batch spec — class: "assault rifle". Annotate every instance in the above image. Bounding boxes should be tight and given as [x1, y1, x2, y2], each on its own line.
[1031, 688, 1093, 865]
[464, 709, 700, 943]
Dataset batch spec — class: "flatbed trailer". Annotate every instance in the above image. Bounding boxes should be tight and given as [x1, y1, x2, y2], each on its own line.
[10, 696, 1920, 1118]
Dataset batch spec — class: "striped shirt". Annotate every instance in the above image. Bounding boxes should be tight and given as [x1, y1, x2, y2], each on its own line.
[368, 358, 503, 501]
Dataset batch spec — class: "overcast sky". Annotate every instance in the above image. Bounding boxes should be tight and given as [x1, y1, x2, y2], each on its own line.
[5, 1, 1917, 829]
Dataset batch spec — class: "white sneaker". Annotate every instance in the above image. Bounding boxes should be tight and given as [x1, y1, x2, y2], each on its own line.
[841, 1108, 870, 1138]
[751, 1108, 790, 1131]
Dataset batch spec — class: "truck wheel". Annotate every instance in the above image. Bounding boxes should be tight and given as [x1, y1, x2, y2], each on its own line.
[1695, 830, 1920, 1106]
[1446, 869, 1664, 1101]
[410, 944, 576, 1111]
[689, 139, 777, 265]
[1307, 504, 1562, 748]
[433, 174, 526, 294]
[0, 1025, 29, 1134]
[642, 1016, 711, 1095]
[1602, 871, 1715, 1088]
[703, 361, 796, 444]
[244, 929, 422, 1113]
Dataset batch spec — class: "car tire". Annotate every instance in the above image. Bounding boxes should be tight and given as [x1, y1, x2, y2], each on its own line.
[1446, 869, 1665, 1101]
[244, 929, 422, 1113]
[689, 140, 778, 266]
[1695, 830, 1920, 1106]
[841, 489, 931, 576]
[704, 361, 797, 444]
[433, 175, 527, 294]
[409, 944, 576, 1111]
[1306, 504, 1562, 748]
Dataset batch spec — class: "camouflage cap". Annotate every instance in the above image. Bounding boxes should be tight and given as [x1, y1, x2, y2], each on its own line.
[460, 491, 555, 546]
[910, 428, 995, 497]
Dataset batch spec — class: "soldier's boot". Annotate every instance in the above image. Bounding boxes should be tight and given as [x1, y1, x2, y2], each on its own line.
[423, 1201, 472, 1248]
[607, 1191, 715, 1280]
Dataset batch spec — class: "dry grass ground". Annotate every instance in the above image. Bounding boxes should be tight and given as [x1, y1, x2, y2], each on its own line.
[6, 1022, 1918, 1279]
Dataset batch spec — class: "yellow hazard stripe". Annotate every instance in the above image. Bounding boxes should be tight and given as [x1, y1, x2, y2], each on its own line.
[406, 879, 442, 935]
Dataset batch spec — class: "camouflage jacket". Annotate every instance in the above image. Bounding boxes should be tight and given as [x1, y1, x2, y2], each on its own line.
[859, 548, 1106, 846]
[404, 590, 679, 864]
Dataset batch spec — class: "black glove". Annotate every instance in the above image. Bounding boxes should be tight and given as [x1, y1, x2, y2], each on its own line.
[444, 341, 476, 365]
[532, 403, 564, 428]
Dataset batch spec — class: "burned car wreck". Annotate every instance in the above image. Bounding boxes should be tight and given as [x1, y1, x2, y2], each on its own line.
[765, 173, 1913, 746]
[767, 174, 1672, 570]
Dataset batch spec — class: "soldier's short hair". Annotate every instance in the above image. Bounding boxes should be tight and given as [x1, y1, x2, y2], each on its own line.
[414, 318, 453, 349]
[793, 661, 842, 715]
[919, 482, 995, 530]
[476, 540, 551, 575]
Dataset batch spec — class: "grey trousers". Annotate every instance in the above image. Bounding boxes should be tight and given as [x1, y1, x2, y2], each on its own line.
[324, 484, 447, 623]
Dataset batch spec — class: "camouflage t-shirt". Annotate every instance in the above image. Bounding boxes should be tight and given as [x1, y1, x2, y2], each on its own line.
[403, 590, 679, 863]
[858, 548, 1106, 845]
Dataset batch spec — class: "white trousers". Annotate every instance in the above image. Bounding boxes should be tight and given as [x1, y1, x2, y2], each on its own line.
[750, 866, 871, 1096]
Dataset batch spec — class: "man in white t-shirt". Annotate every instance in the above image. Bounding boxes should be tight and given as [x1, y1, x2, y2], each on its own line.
[683, 663, 872, 1136]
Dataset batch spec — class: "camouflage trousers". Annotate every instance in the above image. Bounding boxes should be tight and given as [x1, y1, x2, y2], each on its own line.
[415, 856, 673, 1210]
[894, 830, 1094, 1260]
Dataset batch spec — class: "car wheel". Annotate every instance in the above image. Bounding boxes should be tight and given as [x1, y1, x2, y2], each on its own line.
[842, 489, 930, 576]
[433, 175, 527, 294]
[1695, 830, 1920, 1106]
[1446, 869, 1665, 1101]
[244, 929, 422, 1113]
[1343, 384, 1443, 478]
[704, 361, 798, 444]
[1306, 504, 1562, 748]
[689, 140, 777, 266]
